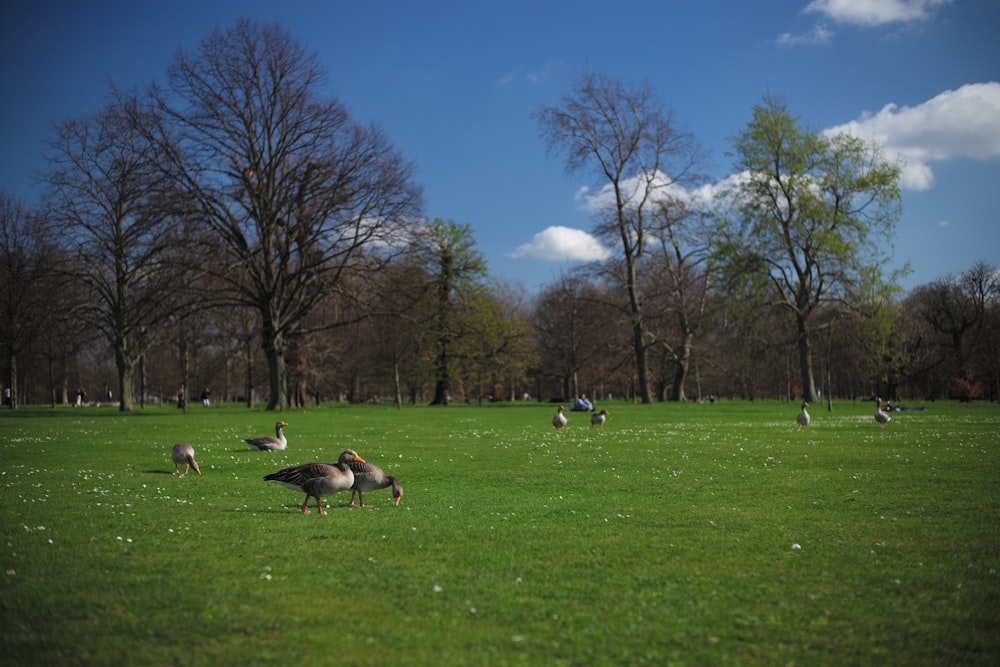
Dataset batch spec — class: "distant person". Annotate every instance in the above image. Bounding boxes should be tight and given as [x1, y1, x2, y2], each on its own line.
[571, 393, 594, 412]
[177, 383, 186, 409]
[201, 387, 211, 408]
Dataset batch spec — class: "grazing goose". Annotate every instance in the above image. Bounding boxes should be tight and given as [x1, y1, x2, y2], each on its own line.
[244, 421, 288, 451]
[797, 401, 810, 430]
[264, 450, 364, 514]
[552, 405, 568, 431]
[348, 459, 403, 507]
[590, 409, 609, 430]
[171, 443, 201, 475]
[875, 398, 891, 429]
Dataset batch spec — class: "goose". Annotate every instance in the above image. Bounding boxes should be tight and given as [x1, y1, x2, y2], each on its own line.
[244, 421, 288, 451]
[552, 405, 568, 431]
[171, 443, 201, 475]
[590, 409, 609, 430]
[348, 459, 403, 507]
[263, 450, 364, 514]
[797, 401, 810, 430]
[875, 398, 891, 429]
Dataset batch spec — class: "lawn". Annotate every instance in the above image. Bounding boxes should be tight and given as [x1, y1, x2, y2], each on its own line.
[1, 399, 998, 666]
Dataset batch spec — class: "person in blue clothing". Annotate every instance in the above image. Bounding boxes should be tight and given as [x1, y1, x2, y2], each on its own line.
[571, 393, 594, 412]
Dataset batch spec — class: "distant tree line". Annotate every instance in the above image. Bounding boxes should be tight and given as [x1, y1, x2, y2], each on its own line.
[2, 20, 997, 410]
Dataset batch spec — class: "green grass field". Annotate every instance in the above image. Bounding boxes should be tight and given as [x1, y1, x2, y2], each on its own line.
[2, 399, 998, 666]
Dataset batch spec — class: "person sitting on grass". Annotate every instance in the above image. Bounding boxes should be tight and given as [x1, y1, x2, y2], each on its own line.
[571, 393, 594, 412]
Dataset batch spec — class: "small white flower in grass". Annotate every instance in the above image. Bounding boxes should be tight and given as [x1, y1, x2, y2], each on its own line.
[433, 584, 443, 593]
[791, 543, 801, 550]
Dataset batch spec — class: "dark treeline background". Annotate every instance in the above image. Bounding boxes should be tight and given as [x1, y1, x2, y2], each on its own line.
[2, 21, 997, 411]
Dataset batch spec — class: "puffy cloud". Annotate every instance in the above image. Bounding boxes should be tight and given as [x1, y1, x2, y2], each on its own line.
[823, 82, 1000, 190]
[804, 0, 952, 26]
[510, 226, 612, 262]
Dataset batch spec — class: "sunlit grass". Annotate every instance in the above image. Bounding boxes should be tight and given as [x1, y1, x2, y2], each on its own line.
[1, 399, 998, 665]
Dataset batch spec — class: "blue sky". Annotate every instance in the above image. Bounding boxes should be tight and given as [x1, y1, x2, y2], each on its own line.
[2, 0, 997, 293]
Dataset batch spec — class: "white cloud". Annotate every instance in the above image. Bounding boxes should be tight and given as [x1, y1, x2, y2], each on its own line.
[776, 23, 835, 45]
[577, 170, 693, 214]
[823, 82, 1000, 190]
[804, 0, 952, 26]
[510, 226, 612, 262]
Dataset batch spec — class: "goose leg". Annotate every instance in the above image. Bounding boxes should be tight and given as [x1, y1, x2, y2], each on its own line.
[316, 498, 325, 515]
[300, 496, 311, 514]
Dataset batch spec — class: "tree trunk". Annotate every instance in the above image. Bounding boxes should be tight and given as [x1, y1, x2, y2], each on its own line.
[625, 256, 653, 404]
[393, 361, 403, 409]
[6, 350, 17, 410]
[263, 334, 288, 411]
[797, 317, 819, 403]
[632, 320, 652, 403]
[115, 339, 135, 412]
[672, 332, 693, 402]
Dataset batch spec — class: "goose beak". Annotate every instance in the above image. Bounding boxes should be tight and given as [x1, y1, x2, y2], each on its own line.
[393, 496, 401, 506]
[354, 455, 366, 463]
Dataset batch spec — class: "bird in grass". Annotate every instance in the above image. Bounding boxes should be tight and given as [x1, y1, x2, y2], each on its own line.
[264, 450, 365, 515]
[874, 398, 891, 429]
[552, 405, 568, 431]
[348, 459, 403, 507]
[591, 409, 609, 430]
[244, 421, 288, 451]
[171, 443, 201, 475]
[797, 401, 810, 431]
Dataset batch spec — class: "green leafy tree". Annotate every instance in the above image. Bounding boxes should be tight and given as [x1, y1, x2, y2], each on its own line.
[414, 219, 488, 405]
[714, 95, 902, 403]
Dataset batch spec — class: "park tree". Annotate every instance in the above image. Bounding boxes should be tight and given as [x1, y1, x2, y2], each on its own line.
[536, 71, 704, 403]
[43, 98, 194, 411]
[0, 192, 62, 409]
[532, 275, 618, 401]
[142, 19, 421, 410]
[461, 283, 538, 403]
[713, 95, 902, 403]
[641, 197, 713, 401]
[912, 260, 999, 399]
[415, 219, 488, 405]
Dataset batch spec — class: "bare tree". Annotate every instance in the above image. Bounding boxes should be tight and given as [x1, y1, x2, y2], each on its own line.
[536, 72, 703, 403]
[912, 260, 999, 398]
[532, 275, 618, 401]
[43, 99, 193, 411]
[143, 19, 422, 410]
[0, 192, 62, 408]
[642, 197, 713, 401]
